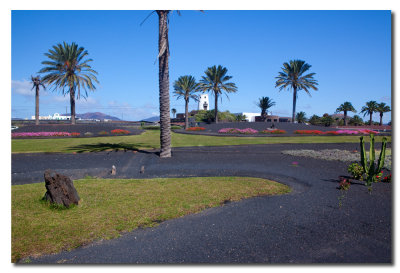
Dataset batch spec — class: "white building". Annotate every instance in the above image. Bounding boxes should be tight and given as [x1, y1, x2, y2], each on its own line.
[237, 112, 260, 122]
[31, 113, 71, 120]
[198, 94, 210, 111]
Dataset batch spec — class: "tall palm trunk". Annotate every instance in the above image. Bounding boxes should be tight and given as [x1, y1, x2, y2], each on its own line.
[184, 97, 189, 129]
[261, 109, 266, 122]
[292, 86, 297, 123]
[369, 113, 373, 126]
[35, 86, 39, 125]
[379, 113, 383, 126]
[157, 10, 171, 158]
[70, 88, 76, 125]
[214, 92, 218, 123]
[344, 110, 347, 126]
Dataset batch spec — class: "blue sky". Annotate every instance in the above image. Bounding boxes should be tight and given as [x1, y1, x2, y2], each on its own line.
[11, 10, 392, 123]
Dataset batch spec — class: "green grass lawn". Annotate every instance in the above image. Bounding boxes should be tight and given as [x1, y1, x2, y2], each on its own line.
[12, 177, 290, 262]
[11, 130, 392, 154]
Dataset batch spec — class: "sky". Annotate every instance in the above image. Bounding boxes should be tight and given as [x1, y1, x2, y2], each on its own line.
[11, 10, 392, 123]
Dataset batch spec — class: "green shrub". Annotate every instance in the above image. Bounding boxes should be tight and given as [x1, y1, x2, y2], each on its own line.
[347, 163, 365, 180]
[141, 125, 160, 130]
[171, 125, 182, 130]
[98, 131, 109, 135]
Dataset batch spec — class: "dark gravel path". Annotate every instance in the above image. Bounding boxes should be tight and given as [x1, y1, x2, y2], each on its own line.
[12, 143, 392, 264]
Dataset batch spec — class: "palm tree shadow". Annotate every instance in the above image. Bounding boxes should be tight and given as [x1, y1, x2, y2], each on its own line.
[67, 142, 159, 155]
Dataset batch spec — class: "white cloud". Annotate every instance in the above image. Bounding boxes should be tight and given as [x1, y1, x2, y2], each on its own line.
[12, 79, 52, 98]
[11, 79, 33, 96]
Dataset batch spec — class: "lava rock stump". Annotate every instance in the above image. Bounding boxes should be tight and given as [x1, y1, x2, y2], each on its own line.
[43, 170, 80, 207]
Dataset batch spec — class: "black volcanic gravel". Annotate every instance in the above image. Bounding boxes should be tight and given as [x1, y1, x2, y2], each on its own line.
[12, 143, 392, 264]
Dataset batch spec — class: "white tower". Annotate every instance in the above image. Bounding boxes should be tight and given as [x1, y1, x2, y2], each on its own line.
[198, 94, 209, 111]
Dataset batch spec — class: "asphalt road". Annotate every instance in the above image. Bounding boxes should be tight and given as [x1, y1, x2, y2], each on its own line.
[12, 143, 392, 264]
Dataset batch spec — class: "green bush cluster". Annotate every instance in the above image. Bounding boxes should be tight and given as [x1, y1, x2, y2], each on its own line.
[141, 125, 160, 130]
[194, 110, 236, 123]
[308, 114, 365, 126]
[347, 163, 365, 180]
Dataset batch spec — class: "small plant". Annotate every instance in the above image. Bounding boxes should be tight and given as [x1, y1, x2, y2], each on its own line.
[360, 134, 387, 191]
[375, 171, 384, 182]
[382, 174, 392, 183]
[70, 132, 80, 136]
[338, 176, 351, 208]
[347, 163, 365, 181]
[339, 177, 351, 191]
[84, 132, 93, 137]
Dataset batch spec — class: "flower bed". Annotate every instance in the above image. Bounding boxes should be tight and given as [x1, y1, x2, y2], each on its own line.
[324, 131, 340, 135]
[12, 132, 81, 137]
[186, 127, 206, 131]
[294, 130, 324, 135]
[260, 129, 287, 134]
[294, 129, 379, 135]
[218, 128, 259, 134]
[336, 129, 379, 135]
[111, 129, 130, 135]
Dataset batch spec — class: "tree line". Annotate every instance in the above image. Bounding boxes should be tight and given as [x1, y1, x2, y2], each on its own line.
[28, 11, 391, 158]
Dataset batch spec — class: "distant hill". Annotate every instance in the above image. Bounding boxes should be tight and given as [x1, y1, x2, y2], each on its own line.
[141, 116, 160, 122]
[62, 112, 121, 121]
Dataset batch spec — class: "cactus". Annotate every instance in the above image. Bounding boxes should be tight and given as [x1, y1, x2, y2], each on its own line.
[360, 133, 387, 189]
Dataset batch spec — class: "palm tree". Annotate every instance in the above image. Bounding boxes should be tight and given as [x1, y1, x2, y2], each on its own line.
[39, 42, 98, 125]
[296, 111, 307, 123]
[360, 101, 378, 126]
[173, 75, 200, 129]
[235, 113, 247, 122]
[335, 102, 356, 126]
[141, 10, 203, 157]
[155, 10, 173, 157]
[376, 102, 391, 126]
[199, 65, 238, 123]
[171, 108, 177, 118]
[256, 97, 275, 121]
[30, 75, 45, 125]
[275, 60, 318, 123]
